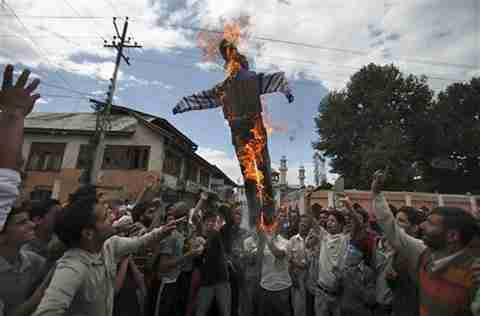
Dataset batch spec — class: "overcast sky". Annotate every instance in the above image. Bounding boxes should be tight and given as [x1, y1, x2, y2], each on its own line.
[1, 0, 478, 185]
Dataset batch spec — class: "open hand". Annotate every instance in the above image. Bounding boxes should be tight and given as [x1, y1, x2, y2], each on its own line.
[159, 221, 177, 236]
[371, 170, 386, 194]
[0, 65, 41, 116]
[200, 191, 209, 201]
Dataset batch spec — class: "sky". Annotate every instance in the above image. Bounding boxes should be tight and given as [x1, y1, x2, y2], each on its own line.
[1, 0, 479, 186]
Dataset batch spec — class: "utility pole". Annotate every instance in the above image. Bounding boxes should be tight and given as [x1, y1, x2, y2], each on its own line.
[88, 17, 142, 184]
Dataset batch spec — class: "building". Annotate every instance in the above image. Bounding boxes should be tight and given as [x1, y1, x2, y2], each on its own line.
[21, 105, 236, 206]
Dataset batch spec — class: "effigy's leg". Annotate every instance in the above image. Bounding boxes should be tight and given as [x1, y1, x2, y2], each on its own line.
[251, 116, 275, 221]
[230, 120, 261, 228]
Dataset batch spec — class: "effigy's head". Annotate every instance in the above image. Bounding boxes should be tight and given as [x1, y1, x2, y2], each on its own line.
[219, 39, 249, 71]
[219, 39, 236, 61]
[218, 39, 238, 62]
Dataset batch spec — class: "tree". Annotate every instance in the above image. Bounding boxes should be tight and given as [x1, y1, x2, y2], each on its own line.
[313, 63, 434, 191]
[416, 78, 480, 194]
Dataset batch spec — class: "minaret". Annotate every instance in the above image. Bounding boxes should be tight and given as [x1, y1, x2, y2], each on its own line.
[279, 155, 288, 186]
[299, 165, 306, 188]
[313, 152, 320, 186]
[320, 155, 327, 183]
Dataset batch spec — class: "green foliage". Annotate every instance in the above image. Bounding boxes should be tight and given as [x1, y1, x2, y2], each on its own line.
[313, 63, 480, 194]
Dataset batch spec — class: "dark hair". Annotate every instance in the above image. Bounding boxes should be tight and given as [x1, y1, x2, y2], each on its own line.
[131, 202, 147, 223]
[352, 203, 362, 210]
[29, 199, 60, 219]
[431, 207, 478, 246]
[55, 187, 98, 248]
[164, 203, 175, 214]
[328, 210, 346, 226]
[355, 208, 369, 224]
[389, 204, 398, 216]
[300, 214, 312, 224]
[203, 210, 218, 221]
[69, 185, 98, 203]
[397, 206, 423, 226]
[1, 201, 32, 233]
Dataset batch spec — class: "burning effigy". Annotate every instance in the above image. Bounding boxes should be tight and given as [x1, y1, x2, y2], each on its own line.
[172, 18, 294, 227]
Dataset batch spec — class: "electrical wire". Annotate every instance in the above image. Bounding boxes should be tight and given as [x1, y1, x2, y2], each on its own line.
[3, 2, 78, 90]
[1, 24, 469, 85]
[42, 93, 89, 99]
[1, 13, 476, 70]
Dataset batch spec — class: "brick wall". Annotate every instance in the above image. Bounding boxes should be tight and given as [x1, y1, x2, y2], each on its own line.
[23, 169, 162, 203]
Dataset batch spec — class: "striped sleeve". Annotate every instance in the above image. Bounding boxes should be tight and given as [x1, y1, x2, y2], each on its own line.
[172, 88, 222, 114]
[260, 72, 294, 103]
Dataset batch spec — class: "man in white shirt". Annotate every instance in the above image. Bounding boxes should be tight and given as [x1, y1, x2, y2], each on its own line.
[287, 215, 311, 316]
[244, 214, 292, 316]
[306, 197, 364, 316]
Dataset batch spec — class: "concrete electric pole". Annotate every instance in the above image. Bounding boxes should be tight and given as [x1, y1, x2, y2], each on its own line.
[88, 17, 142, 184]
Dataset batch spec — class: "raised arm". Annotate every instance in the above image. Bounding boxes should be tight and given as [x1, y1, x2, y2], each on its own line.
[108, 221, 177, 262]
[370, 170, 426, 275]
[0, 65, 41, 231]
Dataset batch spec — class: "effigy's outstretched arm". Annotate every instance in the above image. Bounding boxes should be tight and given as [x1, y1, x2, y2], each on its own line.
[172, 72, 294, 115]
[172, 86, 222, 114]
[260, 72, 294, 103]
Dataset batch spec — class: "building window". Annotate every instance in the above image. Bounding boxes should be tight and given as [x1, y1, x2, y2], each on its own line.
[185, 160, 198, 182]
[77, 144, 94, 169]
[27, 142, 66, 171]
[163, 150, 182, 177]
[199, 169, 210, 188]
[102, 145, 150, 170]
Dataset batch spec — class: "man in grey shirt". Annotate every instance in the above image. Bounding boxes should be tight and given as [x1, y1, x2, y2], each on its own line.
[0, 204, 48, 316]
[33, 186, 176, 316]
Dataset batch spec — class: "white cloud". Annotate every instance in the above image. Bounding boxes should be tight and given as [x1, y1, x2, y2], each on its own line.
[90, 89, 106, 95]
[196, 147, 242, 183]
[60, 60, 119, 81]
[36, 97, 50, 104]
[122, 75, 174, 89]
[2, 0, 476, 92]
[195, 61, 222, 72]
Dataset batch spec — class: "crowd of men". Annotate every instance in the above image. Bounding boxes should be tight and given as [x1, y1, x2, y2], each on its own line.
[1, 64, 480, 316]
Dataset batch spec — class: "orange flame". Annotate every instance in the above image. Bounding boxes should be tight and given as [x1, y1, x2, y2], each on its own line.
[258, 211, 278, 234]
[237, 117, 267, 201]
[260, 96, 289, 135]
[196, 15, 253, 79]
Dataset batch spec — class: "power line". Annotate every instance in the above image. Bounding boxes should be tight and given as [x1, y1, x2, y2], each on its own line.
[41, 81, 97, 97]
[4, 26, 468, 84]
[60, 0, 108, 42]
[2, 12, 477, 70]
[0, 14, 114, 19]
[42, 93, 89, 99]
[167, 24, 479, 70]
[103, 0, 120, 17]
[3, 2, 78, 89]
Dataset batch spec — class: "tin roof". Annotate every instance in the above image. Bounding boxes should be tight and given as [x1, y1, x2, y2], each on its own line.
[25, 112, 138, 132]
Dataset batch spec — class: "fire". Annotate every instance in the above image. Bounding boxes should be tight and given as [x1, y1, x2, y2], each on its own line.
[258, 211, 278, 234]
[237, 117, 267, 201]
[196, 15, 253, 79]
[260, 96, 289, 136]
